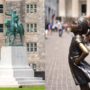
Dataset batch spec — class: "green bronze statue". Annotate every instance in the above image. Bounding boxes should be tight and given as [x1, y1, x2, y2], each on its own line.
[5, 10, 24, 46]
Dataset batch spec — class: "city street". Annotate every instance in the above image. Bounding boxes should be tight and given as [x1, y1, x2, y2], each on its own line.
[45, 31, 90, 90]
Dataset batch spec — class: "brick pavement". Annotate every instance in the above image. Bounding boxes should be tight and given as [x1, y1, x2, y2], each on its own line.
[45, 32, 90, 90]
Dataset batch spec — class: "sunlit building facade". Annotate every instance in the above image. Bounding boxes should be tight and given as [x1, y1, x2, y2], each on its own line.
[0, 0, 45, 72]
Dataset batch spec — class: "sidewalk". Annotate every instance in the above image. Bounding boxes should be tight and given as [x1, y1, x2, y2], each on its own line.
[45, 32, 90, 90]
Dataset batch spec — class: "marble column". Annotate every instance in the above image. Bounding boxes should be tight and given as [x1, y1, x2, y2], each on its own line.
[87, 0, 90, 16]
[72, 0, 79, 18]
[58, 0, 66, 17]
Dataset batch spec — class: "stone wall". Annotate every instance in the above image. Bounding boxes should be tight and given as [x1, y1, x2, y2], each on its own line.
[5, 0, 23, 21]
[25, 0, 45, 71]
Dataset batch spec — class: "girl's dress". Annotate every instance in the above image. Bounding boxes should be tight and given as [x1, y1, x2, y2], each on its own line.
[68, 35, 90, 85]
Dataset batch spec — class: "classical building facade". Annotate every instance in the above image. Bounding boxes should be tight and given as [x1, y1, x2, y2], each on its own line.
[59, 0, 90, 18]
[45, 0, 59, 23]
[0, 0, 45, 72]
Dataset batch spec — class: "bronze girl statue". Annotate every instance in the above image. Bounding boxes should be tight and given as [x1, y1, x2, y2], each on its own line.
[68, 17, 90, 90]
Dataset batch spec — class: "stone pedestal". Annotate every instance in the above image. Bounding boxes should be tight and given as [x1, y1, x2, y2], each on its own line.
[0, 46, 44, 87]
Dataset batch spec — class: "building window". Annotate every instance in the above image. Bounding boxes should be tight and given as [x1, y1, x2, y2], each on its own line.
[30, 4, 33, 13]
[34, 4, 37, 12]
[0, 5, 3, 13]
[27, 4, 29, 13]
[81, 4, 86, 15]
[0, 24, 3, 32]
[26, 4, 37, 13]
[26, 23, 37, 32]
[26, 42, 37, 52]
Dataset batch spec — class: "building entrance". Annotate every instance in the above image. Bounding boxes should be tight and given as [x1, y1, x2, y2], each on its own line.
[81, 4, 86, 15]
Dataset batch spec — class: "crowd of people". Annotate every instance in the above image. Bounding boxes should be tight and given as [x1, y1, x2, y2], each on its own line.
[45, 18, 64, 39]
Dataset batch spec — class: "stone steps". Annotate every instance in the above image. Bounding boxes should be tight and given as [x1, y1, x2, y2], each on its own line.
[0, 77, 45, 87]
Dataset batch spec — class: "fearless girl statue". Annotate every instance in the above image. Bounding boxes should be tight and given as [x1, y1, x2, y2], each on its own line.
[68, 16, 90, 90]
